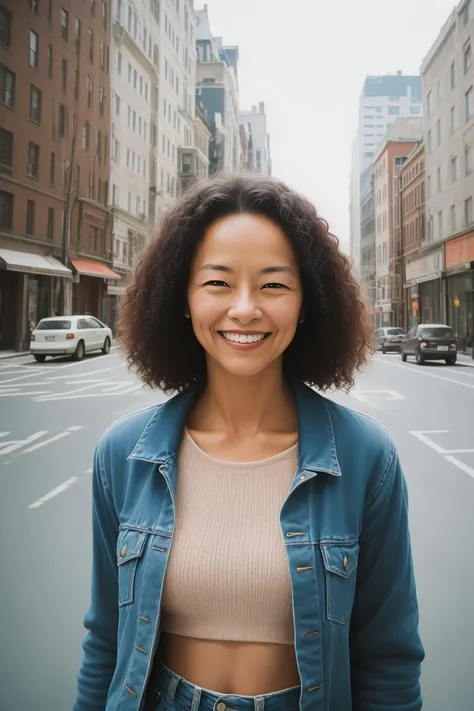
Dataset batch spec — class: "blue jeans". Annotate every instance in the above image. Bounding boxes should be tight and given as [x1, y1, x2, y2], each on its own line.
[145, 661, 301, 711]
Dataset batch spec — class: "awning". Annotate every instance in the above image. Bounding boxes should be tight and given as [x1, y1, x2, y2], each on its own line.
[0, 248, 72, 278]
[70, 258, 121, 280]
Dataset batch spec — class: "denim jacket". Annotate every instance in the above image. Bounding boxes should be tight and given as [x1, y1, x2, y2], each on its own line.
[74, 380, 424, 711]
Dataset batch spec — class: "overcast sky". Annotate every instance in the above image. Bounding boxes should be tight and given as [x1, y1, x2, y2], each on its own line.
[196, 0, 458, 252]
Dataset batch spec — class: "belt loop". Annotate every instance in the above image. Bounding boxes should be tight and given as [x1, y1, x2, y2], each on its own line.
[190, 686, 202, 711]
[166, 672, 180, 705]
[254, 697, 265, 711]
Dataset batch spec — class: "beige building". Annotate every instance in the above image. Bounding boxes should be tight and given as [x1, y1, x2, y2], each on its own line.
[178, 104, 211, 193]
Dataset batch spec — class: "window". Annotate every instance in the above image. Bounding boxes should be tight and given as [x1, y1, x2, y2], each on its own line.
[89, 29, 94, 62]
[102, 0, 107, 28]
[90, 226, 98, 252]
[436, 119, 441, 147]
[95, 129, 102, 157]
[74, 68, 79, 99]
[0, 190, 13, 229]
[59, 103, 66, 136]
[410, 105, 421, 114]
[27, 141, 40, 178]
[436, 81, 441, 106]
[127, 191, 131, 212]
[451, 62, 456, 88]
[126, 148, 130, 167]
[151, 0, 160, 22]
[1, 64, 16, 107]
[465, 196, 473, 226]
[50, 152, 55, 184]
[462, 0, 471, 27]
[61, 59, 67, 91]
[137, 156, 141, 174]
[29, 84, 42, 123]
[75, 18, 81, 47]
[0, 5, 11, 47]
[0, 128, 13, 168]
[451, 106, 456, 133]
[136, 196, 140, 214]
[86, 75, 92, 107]
[60, 7, 68, 41]
[451, 155, 458, 182]
[29, 30, 38, 68]
[88, 172, 94, 199]
[450, 204, 456, 232]
[99, 85, 104, 115]
[427, 174, 432, 197]
[115, 93, 120, 115]
[90, 0, 96, 16]
[466, 144, 472, 174]
[427, 129, 432, 154]
[427, 90, 432, 115]
[82, 121, 90, 150]
[437, 166, 442, 191]
[466, 86, 473, 121]
[113, 139, 119, 162]
[47, 207, 54, 240]
[131, 151, 135, 170]
[100, 39, 105, 70]
[388, 106, 400, 115]
[133, 68, 137, 89]
[112, 184, 119, 206]
[132, 111, 136, 131]
[437, 211, 443, 239]
[117, 51, 122, 75]
[26, 200, 35, 234]
[464, 41, 472, 74]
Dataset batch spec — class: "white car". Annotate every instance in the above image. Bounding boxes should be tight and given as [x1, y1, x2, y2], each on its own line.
[30, 315, 112, 363]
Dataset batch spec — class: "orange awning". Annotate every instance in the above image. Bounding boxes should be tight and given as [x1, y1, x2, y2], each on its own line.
[70, 258, 121, 280]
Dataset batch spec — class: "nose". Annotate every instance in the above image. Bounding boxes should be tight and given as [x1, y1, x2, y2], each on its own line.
[227, 288, 262, 324]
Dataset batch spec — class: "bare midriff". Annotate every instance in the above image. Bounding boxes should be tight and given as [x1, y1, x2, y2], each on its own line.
[159, 632, 301, 696]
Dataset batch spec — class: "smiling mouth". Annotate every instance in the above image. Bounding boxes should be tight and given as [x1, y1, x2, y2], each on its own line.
[219, 331, 271, 344]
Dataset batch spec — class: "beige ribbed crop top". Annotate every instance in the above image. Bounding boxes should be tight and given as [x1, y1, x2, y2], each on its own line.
[160, 431, 298, 644]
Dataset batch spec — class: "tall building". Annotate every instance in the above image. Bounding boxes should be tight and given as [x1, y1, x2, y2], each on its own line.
[195, 5, 240, 174]
[350, 72, 422, 275]
[421, 0, 474, 352]
[359, 164, 376, 316]
[178, 102, 211, 193]
[0, 0, 115, 352]
[240, 103, 271, 175]
[373, 119, 422, 327]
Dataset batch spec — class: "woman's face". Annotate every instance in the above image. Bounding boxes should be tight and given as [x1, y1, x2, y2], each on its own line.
[187, 213, 303, 379]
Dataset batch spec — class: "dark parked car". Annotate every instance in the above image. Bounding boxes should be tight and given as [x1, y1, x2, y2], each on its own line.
[400, 324, 457, 365]
[374, 327, 406, 353]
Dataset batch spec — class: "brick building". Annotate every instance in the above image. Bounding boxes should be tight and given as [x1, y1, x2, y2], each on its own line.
[0, 0, 117, 352]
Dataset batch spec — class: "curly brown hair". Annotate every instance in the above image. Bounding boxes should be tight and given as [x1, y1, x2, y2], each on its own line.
[117, 173, 373, 393]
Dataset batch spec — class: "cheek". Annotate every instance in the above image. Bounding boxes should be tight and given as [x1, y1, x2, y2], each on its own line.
[189, 293, 224, 325]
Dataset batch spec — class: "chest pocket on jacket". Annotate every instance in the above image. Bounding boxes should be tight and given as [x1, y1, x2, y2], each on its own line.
[117, 528, 148, 607]
[320, 541, 359, 625]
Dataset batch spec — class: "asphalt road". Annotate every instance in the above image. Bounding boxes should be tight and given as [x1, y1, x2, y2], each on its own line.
[0, 348, 473, 711]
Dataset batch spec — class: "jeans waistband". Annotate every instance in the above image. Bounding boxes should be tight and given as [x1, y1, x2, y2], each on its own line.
[149, 660, 301, 711]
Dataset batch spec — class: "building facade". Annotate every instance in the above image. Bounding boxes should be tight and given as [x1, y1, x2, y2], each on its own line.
[359, 164, 376, 318]
[195, 5, 240, 174]
[399, 141, 426, 330]
[421, 0, 474, 352]
[0, 0, 116, 352]
[350, 72, 422, 275]
[240, 102, 272, 175]
[178, 103, 211, 193]
[373, 120, 422, 327]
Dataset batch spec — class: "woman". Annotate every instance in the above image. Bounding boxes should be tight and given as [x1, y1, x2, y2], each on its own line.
[74, 174, 424, 711]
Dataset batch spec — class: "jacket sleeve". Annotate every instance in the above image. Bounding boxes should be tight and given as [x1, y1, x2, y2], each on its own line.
[350, 444, 425, 711]
[73, 442, 119, 711]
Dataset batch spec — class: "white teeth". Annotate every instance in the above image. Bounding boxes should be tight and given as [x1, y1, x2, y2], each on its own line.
[222, 332, 266, 344]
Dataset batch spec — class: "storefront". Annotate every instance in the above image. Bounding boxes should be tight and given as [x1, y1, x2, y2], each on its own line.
[444, 233, 474, 354]
[70, 258, 121, 325]
[405, 249, 444, 328]
[0, 248, 71, 351]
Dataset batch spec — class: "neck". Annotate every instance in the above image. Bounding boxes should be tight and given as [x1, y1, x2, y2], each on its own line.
[190, 360, 297, 437]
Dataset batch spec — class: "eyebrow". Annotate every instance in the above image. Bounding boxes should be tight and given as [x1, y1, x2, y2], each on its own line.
[199, 264, 295, 275]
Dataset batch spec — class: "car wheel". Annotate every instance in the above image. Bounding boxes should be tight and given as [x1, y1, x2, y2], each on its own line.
[415, 348, 424, 366]
[401, 348, 407, 362]
[102, 337, 111, 355]
[73, 340, 85, 361]
[445, 357, 457, 365]
[33, 354, 46, 363]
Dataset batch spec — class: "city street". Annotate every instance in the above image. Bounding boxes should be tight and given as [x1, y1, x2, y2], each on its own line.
[0, 348, 473, 711]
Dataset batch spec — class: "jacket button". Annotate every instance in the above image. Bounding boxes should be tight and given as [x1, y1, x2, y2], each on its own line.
[120, 545, 127, 557]
[343, 555, 348, 571]
[300, 474, 307, 481]
[217, 704, 227, 711]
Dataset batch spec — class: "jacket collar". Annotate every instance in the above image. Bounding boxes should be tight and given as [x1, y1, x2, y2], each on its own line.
[128, 379, 341, 478]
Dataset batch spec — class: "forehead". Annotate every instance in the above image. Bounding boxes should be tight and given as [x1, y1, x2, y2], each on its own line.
[194, 213, 297, 265]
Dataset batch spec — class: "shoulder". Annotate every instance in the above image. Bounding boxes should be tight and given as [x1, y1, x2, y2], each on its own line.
[323, 396, 396, 471]
[97, 403, 164, 463]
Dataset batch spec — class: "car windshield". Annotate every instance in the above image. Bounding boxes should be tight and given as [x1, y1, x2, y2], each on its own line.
[387, 328, 405, 335]
[419, 327, 454, 338]
[36, 320, 72, 330]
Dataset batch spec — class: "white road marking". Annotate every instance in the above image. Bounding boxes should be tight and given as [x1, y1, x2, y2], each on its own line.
[48, 364, 126, 380]
[28, 477, 79, 509]
[444, 456, 474, 479]
[410, 430, 450, 454]
[20, 425, 83, 454]
[0, 431, 49, 455]
[375, 359, 474, 389]
[34, 382, 144, 401]
[0, 390, 50, 397]
[351, 389, 405, 404]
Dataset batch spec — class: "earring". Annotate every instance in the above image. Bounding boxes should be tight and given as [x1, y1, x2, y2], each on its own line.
[184, 313, 190, 319]
[299, 318, 304, 324]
